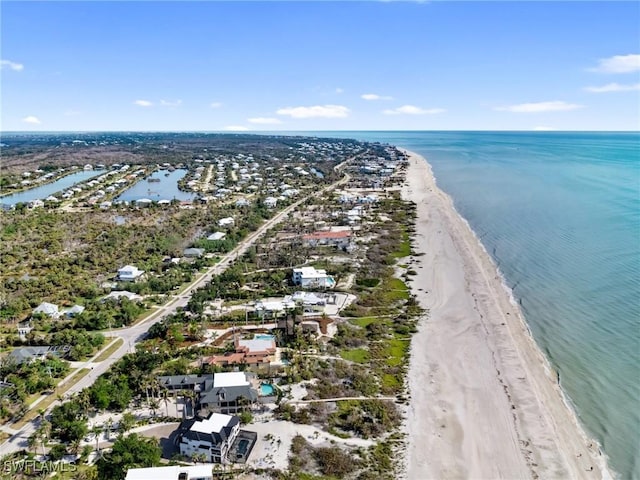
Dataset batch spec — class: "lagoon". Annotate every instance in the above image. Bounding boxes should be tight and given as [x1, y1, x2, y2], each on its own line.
[0, 170, 104, 206]
[115, 169, 196, 202]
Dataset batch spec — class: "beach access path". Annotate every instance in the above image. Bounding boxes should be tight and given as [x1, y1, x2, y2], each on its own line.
[401, 151, 611, 479]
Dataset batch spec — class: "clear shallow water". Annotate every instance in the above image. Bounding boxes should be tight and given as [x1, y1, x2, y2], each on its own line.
[309, 131, 639, 479]
[116, 169, 195, 202]
[0, 170, 104, 206]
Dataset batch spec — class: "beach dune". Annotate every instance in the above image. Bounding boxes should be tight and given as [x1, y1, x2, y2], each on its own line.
[401, 151, 611, 480]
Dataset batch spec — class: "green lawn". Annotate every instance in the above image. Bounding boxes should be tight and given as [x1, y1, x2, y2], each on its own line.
[340, 348, 370, 363]
[383, 339, 409, 367]
[389, 231, 411, 258]
[93, 338, 124, 362]
[347, 316, 382, 328]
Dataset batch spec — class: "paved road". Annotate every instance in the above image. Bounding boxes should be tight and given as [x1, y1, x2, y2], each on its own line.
[0, 172, 350, 458]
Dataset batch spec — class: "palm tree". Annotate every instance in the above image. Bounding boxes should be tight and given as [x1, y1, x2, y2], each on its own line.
[91, 425, 102, 454]
[104, 417, 113, 440]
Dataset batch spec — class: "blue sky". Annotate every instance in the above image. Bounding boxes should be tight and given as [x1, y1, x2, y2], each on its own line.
[2, 1, 639, 131]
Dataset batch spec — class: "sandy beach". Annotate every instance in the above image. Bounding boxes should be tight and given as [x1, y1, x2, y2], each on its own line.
[401, 151, 612, 480]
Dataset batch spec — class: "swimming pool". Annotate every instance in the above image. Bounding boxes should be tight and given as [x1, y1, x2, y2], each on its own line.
[260, 383, 275, 396]
[254, 334, 275, 341]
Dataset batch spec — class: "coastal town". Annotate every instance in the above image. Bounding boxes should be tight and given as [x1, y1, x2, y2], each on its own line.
[0, 133, 423, 480]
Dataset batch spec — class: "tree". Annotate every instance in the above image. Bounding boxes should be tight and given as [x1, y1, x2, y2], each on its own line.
[118, 412, 136, 435]
[96, 433, 161, 480]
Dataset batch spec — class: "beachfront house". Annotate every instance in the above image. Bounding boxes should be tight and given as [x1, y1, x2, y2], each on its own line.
[157, 372, 258, 415]
[117, 265, 145, 282]
[292, 267, 335, 289]
[302, 230, 352, 248]
[178, 412, 240, 463]
[253, 298, 296, 319]
[205, 335, 277, 368]
[199, 372, 258, 415]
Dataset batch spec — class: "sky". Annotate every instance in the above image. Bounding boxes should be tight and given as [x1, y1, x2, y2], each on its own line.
[1, 1, 639, 132]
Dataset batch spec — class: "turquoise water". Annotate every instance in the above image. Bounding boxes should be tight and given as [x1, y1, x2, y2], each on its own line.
[0, 170, 104, 206]
[254, 334, 275, 341]
[307, 131, 639, 479]
[260, 383, 275, 396]
[116, 169, 195, 202]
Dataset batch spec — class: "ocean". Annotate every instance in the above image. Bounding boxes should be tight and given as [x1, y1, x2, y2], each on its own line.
[309, 131, 639, 479]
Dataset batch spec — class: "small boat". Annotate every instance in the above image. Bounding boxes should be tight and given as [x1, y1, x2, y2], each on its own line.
[148, 178, 161, 183]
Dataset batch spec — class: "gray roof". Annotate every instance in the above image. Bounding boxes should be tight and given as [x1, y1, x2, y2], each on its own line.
[158, 374, 211, 389]
[183, 248, 205, 257]
[7, 346, 53, 364]
[200, 385, 258, 406]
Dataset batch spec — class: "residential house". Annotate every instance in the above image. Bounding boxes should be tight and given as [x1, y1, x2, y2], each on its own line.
[199, 372, 258, 415]
[102, 291, 143, 302]
[263, 197, 277, 208]
[6, 346, 70, 365]
[183, 248, 205, 258]
[205, 335, 277, 368]
[125, 465, 214, 480]
[217, 217, 234, 228]
[32, 302, 60, 319]
[157, 372, 258, 415]
[207, 232, 226, 241]
[117, 265, 145, 282]
[253, 299, 296, 319]
[61, 305, 85, 318]
[302, 230, 352, 249]
[178, 413, 240, 463]
[292, 267, 335, 289]
[16, 321, 32, 341]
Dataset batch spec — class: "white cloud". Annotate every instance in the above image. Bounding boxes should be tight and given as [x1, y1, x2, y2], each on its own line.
[589, 54, 640, 74]
[160, 99, 182, 107]
[222, 125, 250, 131]
[22, 116, 41, 124]
[210, 102, 223, 108]
[383, 105, 445, 115]
[584, 82, 640, 93]
[494, 101, 583, 113]
[276, 104, 350, 119]
[134, 100, 153, 107]
[532, 126, 556, 131]
[248, 117, 282, 125]
[1, 59, 24, 71]
[361, 93, 393, 101]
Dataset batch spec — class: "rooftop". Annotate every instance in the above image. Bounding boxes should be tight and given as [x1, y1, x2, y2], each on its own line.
[190, 412, 235, 435]
[125, 464, 214, 480]
[213, 371, 249, 388]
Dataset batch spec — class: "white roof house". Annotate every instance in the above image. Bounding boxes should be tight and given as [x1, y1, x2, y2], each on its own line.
[117, 265, 145, 281]
[125, 464, 214, 480]
[207, 232, 226, 241]
[217, 217, 235, 228]
[33, 302, 60, 318]
[213, 371, 250, 388]
[292, 267, 335, 289]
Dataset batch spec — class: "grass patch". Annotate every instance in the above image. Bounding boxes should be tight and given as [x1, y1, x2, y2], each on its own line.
[340, 348, 370, 363]
[379, 278, 410, 303]
[13, 368, 90, 429]
[347, 316, 382, 328]
[381, 373, 401, 390]
[389, 230, 411, 259]
[383, 339, 409, 367]
[92, 338, 124, 362]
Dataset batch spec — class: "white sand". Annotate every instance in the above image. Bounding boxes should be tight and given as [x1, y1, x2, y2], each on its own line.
[401, 151, 612, 480]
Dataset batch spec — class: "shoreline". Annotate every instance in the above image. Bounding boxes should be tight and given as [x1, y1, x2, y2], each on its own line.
[400, 149, 612, 479]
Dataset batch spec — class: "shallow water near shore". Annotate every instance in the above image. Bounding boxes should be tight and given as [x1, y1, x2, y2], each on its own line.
[308, 131, 639, 479]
